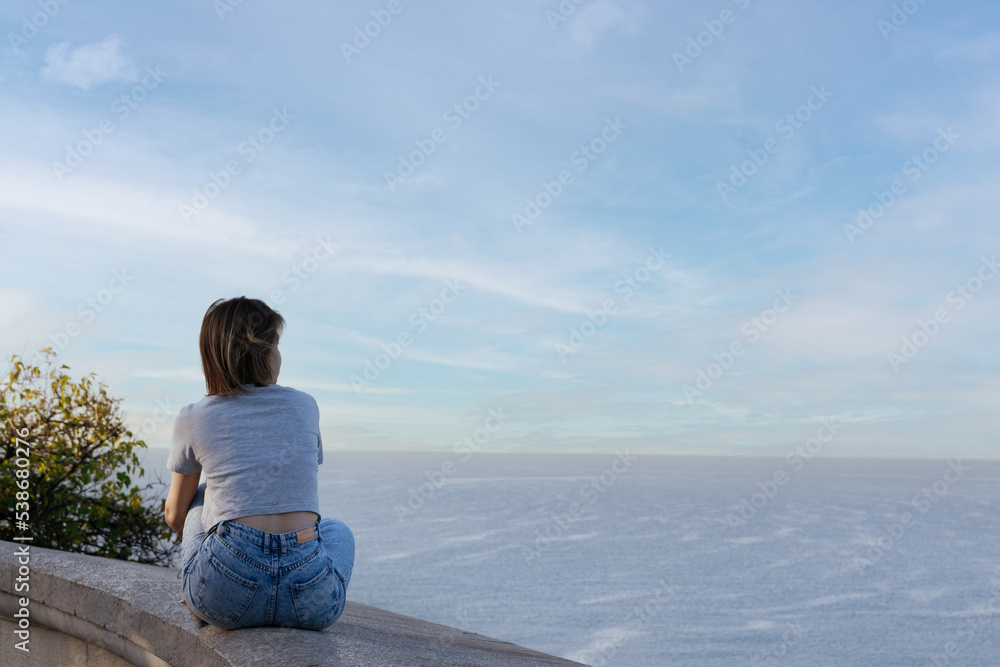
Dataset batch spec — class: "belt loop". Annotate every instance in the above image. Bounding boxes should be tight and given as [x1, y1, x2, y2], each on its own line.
[203, 521, 219, 545]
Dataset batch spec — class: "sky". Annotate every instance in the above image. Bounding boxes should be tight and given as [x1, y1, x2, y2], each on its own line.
[1, 0, 998, 458]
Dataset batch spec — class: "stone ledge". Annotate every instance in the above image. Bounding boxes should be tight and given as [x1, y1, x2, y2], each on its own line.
[0, 541, 587, 667]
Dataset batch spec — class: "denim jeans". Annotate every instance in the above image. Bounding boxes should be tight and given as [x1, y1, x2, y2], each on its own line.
[179, 482, 355, 631]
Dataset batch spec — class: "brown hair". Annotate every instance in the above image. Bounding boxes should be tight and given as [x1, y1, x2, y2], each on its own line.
[199, 297, 286, 397]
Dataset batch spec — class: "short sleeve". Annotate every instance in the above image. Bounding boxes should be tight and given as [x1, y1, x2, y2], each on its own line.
[167, 405, 202, 475]
[314, 398, 324, 465]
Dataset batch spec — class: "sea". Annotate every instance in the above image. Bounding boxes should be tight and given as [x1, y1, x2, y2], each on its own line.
[140, 449, 1000, 666]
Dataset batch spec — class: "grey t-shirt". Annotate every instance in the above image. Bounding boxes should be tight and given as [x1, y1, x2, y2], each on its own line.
[168, 382, 323, 533]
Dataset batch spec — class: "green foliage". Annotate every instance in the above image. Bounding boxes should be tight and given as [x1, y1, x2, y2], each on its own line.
[1, 348, 179, 565]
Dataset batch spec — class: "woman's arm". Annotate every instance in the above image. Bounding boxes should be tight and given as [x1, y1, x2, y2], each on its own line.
[164, 471, 201, 540]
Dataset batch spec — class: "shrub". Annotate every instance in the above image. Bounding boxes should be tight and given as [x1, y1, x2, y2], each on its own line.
[0, 348, 178, 565]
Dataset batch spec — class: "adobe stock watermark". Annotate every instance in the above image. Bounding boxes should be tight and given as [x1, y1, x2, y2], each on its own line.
[929, 586, 1000, 666]
[545, 0, 590, 30]
[750, 625, 805, 667]
[844, 126, 958, 244]
[262, 435, 323, 480]
[673, 0, 752, 73]
[852, 459, 969, 575]
[672, 289, 798, 404]
[350, 279, 467, 393]
[393, 407, 510, 524]
[511, 117, 626, 234]
[266, 235, 340, 306]
[877, 0, 931, 41]
[725, 417, 843, 528]
[7, 0, 71, 53]
[10, 426, 34, 653]
[179, 107, 293, 223]
[577, 580, 674, 667]
[429, 602, 479, 655]
[129, 397, 178, 442]
[340, 0, 409, 64]
[52, 65, 169, 181]
[213, 0, 247, 21]
[887, 255, 997, 373]
[716, 85, 833, 203]
[47, 268, 134, 354]
[384, 75, 501, 192]
[520, 450, 638, 564]
[555, 246, 670, 362]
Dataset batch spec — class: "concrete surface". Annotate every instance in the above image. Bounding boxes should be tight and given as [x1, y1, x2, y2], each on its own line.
[0, 540, 588, 667]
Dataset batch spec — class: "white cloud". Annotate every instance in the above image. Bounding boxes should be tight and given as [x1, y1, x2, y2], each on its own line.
[570, 1, 639, 48]
[0, 164, 286, 258]
[41, 35, 137, 90]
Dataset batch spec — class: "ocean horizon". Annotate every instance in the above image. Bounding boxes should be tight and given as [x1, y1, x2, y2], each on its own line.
[140, 449, 1000, 666]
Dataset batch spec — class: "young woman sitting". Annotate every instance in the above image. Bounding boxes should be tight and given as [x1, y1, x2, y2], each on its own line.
[163, 296, 355, 630]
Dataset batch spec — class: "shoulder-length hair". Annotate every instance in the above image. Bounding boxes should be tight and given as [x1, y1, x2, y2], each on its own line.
[199, 297, 285, 397]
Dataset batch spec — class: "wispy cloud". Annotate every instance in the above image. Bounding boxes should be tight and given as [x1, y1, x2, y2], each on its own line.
[569, 1, 640, 48]
[41, 34, 137, 90]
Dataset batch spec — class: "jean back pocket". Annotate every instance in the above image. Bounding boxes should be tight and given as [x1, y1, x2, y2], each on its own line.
[290, 559, 343, 630]
[193, 550, 260, 628]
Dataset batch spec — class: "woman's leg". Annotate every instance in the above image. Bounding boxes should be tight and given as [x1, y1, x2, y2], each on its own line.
[319, 517, 355, 591]
[180, 482, 208, 575]
[179, 483, 210, 621]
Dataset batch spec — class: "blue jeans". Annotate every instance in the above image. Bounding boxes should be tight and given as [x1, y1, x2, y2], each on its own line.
[179, 483, 355, 631]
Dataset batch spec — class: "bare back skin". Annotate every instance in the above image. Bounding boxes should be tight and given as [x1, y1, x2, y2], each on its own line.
[234, 510, 319, 533]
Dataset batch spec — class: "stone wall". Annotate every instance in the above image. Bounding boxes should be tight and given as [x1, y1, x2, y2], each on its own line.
[0, 541, 587, 667]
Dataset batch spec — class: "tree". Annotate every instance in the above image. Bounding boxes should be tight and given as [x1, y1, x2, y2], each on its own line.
[0, 348, 178, 566]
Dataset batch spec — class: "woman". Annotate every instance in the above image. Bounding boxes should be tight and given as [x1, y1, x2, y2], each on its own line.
[163, 296, 355, 630]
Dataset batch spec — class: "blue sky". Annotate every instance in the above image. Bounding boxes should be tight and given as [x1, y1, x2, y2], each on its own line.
[1, 0, 998, 458]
